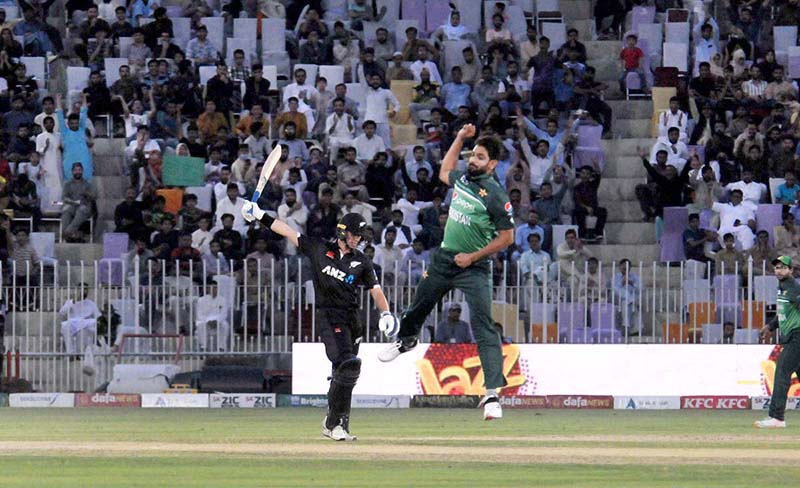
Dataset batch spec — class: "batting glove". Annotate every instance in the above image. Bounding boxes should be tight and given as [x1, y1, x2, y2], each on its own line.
[242, 201, 265, 223]
[378, 311, 400, 338]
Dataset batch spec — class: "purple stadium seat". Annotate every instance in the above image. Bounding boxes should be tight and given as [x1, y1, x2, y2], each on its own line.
[590, 303, 616, 331]
[660, 206, 688, 262]
[425, 0, 451, 33]
[756, 204, 782, 247]
[789, 51, 800, 79]
[626, 71, 641, 90]
[592, 328, 624, 344]
[401, 0, 425, 28]
[98, 233, 129, 286]
[713, 274, 740, 307]
[699, 208, 714, 231]
[563, 327, 592, 343]
[573, 124, 605, 172]
[557, 302, 586, 342]
[630, 6, 655, 33]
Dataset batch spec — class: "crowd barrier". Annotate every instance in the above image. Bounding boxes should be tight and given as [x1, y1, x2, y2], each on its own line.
[0, 257, 782, 392]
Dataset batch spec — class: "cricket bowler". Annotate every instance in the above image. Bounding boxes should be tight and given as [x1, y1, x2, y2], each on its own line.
[378, 124, 515, 420]
[241, 205, 399, 440]
[756, 255, 800, 428]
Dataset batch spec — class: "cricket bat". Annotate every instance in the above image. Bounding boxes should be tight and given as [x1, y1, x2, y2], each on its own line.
[251, 145, 282, 203]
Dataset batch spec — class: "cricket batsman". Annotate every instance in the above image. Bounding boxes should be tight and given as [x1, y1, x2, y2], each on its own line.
[241, 205, 398, 441]
[378, 124, 515, 420]
[756, 255, 800, 428]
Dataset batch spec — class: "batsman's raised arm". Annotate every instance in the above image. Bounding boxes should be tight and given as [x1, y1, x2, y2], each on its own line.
[439, 124, 476, 185]
[241, 201, 299, 248]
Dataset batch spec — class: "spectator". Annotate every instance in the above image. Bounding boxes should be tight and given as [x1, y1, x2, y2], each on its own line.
[373, 27, 395, 68]
[715, 232, 744, 275]
[307, 187, 339, 239]
[611, 258, 641, 331]
[559, 28, 587, 63]
[151, 216, 180, 258]
[3, 96, 33, 139]
[441, 67, 471, 117]
[689, 63, 721, 110]
[650, 127, 689, 171]
[215, 184, 247, 235]
[688, 165, 724, 212]
[127, 28, 151, 75]
[775, 213, 800, 260]
[616, 34, 647, 93]
[514, 209, 545, 259]
[733, 120, 765, 160]
[776, 171, 800, 205]
[273, 99, 308, 139]
[325, 97, 356, 159]
[556, 228, 593, 287]
[56, 93, 93, 181]
[399, 238, 429, 285]
[593, 0, 626, 39]
[13, 7, 53, 56]
[529, 36, 556, 110]
[517, 233, 551, 286]
[113, 186, 145, 240]
[213, 213, 244, 253]
[410, 44, 442, 85]
[177, 193, 204, 234]
[194, 278, 231, 352]
[520, 26, 540, 68]
[110, 6, 134, 40]
[408, 69, 440, 127]
[693, 18, 720, 75]
[683, 213, 714, 264]
[191, 214, 213, 254]
[765, 66, 798, 103]
[83, 71, 111, 121]
[333, 33, 360, 82]
[8, 172, 39, 229]
[383, 209, 415, 249]
[572, 166, 607, 241]
[636, 147, 688, 220]
[459, 47, 480, 87]
[657, 97, 688, 141]
[154, 31, 184, 61]
[197, 100, 229, 144]
[435, 303, 473, 344]
[185, 25, 218, 66]
[353, 120, 385, 163]
[497, 61, 529, 116]
[374, 226, 403, 281]
[749, 230, 777, 275]
[243, 64, 271, 113]
[386, 51, 414, 81]
[59, 286, 101, 355]
[712, 189, 756, 250]
[432, 10, 470, 44]
[725, 169, 767, 205]
[206, 61, 234, 116]
[61, 162, 96, 242]
[401, 26, 437, 62]
[336, 147, 369, 202]
[573, 67, 612, 136]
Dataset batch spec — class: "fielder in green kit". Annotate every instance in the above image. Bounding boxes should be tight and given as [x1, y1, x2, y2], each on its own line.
[756, 255, 800, 428]
[378, 124, 515, 420]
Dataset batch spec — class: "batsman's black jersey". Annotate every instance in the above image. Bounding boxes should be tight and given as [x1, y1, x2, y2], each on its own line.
[298, 235, 378, 324]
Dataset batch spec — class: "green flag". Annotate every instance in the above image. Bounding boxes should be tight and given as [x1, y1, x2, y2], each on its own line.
[162, 154, 205, 187]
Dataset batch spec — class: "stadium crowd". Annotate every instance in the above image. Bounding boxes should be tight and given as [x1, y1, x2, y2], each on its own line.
[0, 0, 796, 345]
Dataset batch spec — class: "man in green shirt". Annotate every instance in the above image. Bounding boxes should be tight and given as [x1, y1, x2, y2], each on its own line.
[756, 255, 800, 428]
[378, 124, 515, 421]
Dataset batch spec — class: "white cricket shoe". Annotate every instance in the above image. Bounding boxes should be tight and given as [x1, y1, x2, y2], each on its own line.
[754, 417, 786, 429]
[322, 417, 357, 441]
[480, 395, 502, 421]
[378, 338, 417, 362]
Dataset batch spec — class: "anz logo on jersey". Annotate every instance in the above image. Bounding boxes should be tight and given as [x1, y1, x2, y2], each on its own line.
[322, 265, 355, 284]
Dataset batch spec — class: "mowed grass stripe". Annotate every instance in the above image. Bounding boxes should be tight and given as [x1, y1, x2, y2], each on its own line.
[1, 457, 797, 488]
[1, 441, 799, 466]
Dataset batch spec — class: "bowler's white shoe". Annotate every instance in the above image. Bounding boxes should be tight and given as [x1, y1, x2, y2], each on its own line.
[754, 417, 786, 429]
[480, 395, 502, 420]
[322, 417, 357, 441]
[378, 338, 417, 362]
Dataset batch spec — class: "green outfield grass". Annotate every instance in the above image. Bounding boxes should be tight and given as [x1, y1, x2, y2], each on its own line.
[0, 409, 798, 487]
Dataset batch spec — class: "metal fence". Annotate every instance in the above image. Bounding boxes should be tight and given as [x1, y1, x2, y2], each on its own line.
[0, 256, 780, 391]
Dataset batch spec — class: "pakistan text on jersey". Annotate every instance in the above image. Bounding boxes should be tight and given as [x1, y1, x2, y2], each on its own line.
[449, 208, 472, 226]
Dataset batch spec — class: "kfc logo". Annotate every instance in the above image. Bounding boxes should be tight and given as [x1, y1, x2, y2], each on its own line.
[680, 396, 750, 410]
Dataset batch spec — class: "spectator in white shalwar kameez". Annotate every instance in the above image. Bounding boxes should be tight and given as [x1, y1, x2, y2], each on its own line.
[60, 287, 102, 354]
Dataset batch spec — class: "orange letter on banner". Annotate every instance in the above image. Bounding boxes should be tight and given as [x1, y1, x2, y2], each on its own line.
[502, 345, 526, 390]
[416, 359, 443, 394]
[438, 366, 472, 395]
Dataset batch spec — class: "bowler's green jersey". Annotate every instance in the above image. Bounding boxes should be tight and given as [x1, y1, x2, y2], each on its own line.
[775, 278, 800, 336]
[441, 170, 515, 256]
